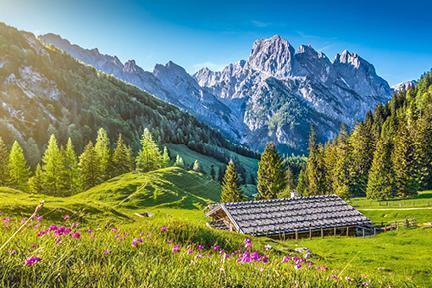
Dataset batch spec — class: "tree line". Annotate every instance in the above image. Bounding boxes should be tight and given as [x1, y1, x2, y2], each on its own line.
[0, 127, 201, 195]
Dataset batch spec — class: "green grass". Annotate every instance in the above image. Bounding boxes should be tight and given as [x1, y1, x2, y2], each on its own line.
[0, 170, 431, 287]
[74, 167, 220, 211]
[167, 144, 259, 179]
[348, 191, 432, 225]
[350, 191, 432, 208]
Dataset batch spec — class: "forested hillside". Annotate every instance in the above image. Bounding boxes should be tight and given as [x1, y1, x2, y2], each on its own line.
[0, 23, 255, 166]
[297, 71, 432, 199]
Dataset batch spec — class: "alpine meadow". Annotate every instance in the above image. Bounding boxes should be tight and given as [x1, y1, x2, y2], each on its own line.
[0, 1, 431, 287]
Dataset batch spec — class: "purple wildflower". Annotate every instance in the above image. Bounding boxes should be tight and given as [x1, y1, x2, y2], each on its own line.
[35, 215, 43, 222]
[24, 255, 42, 266]
[282, 256, 291, 263]
[295, 263, 302, 269]
[160, 226, 167, 232]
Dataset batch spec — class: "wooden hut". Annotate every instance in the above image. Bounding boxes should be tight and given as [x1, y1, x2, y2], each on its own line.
[205, 195, 375, 239]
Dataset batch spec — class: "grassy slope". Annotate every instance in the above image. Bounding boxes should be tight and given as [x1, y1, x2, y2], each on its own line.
[167, 144, 259, 177]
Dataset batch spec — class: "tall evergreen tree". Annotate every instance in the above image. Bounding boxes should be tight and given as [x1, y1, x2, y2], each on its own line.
[192, 160, 201, 172]
[136, 128, 162, 172]
[210, 165, 216, 180]
[111, 134, 133, 177]
[220, 160, 242, 202]
[305, 127, 327, 195]
[79, 142, 101, 190]
[257, 142, 285, 199]
[8, 141, 30, 191]
[392, 118, 417, 197]
[41, 134, 64, 195]
[331, 127, 351, 199]
[29, 164, 44, 194]
[0, 137, 9, 186]
[414, 113, 432, 190]
[62, 138, 79, 195]
[348, 122, 375, 196]
[277, 167, 296, 198]
[175, 154, 184, 168]
[296, 168, 308, 195]
[366, 139, 395, 200]
[162, 146, 170, 167]
[94, 128, 111, 181]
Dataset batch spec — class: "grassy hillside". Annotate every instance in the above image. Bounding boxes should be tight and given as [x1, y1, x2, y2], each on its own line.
[74, 167, 220, 210]
[167, 144, 259, 189]
[0, 170, 431, 286]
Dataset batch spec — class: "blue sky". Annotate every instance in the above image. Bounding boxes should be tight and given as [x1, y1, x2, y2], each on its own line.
[0, 0, 431, 85]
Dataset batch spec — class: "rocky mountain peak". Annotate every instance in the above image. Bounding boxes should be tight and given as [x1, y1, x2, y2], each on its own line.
[248, 35, 296, 78]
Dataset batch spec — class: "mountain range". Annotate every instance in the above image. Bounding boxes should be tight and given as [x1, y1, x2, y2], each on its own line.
[41, 34, 392, 153]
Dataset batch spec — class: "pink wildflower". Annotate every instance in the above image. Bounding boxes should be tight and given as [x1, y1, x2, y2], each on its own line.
[24, 255, 42, 266]
[111, 227, 118, 232]
[63, 214, 70, 221]
[307, 261, 313, 268]
[264, 244, 272, 250]
[362, 282, 370, 287]
[160, 226, 167, 232]
[295, 263, 302, 269]
[345, 276, 352, 281]
[197, 244, 204, 251]
[71, 232, 81, 239]
[187, 249, 193, 254]
[330, 274, 339, 281]
[2, 217, 10, 223]
[35, 215, 43, 222]
[212, 244, 220, 251]
[103, 249, 110, 255]
[172, 244, 180, 253]
[282, 256, 291, 263]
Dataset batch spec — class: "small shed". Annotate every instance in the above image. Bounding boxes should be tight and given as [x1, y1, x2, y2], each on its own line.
[206, 195, 375, 239]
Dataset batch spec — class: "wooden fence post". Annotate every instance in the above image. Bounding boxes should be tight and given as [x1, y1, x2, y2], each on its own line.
[309, 226, 312, 239]
[334, 227, 336, 236]
[321, 227, 323, 238]
[346, 227, 349, 236]
[295, 229, 298, 240]
[362, 227, 365, 237]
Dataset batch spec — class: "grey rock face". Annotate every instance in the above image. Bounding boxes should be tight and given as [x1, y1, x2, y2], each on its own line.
[195, 36, 392, 153]
[41, 33, 392, 153]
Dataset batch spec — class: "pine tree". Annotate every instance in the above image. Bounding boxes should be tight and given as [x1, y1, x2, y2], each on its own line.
[257, 143, 285, 199]
[414, 113, 432, 190]
[62, 138, 79, 194]
[162, 146, 170, 167]
[111, 134, 133, 177]
[94, 128, 111, 181]
[348, 122, 375, 196]
[0, 137, 9, 186]
[277, 168, 296, 198]
[41, 134, 64, 195]
[305, 127, 327, 195]
[192, 160, 201, 172]
[79, 142, 101, 190]
[136, 128, 162, 172]
[29, 164, 44, 194]
[392, 118, 417, 197]
[175, 154, 184, 168]
[296, 168, 308, 195]
[366, 139, 395, 200]
[220, 160, 242, 202]
[210, 165, 216, 180]
[8, 141, 30, 191]
[331, 127, 351, 199]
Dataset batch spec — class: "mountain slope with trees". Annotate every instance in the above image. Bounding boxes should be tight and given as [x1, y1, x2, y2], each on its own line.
[298, 71, 432, 199]
[0, 22, 254, 167]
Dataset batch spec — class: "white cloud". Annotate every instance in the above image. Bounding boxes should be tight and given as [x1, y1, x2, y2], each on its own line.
[251, 20, 272, 28]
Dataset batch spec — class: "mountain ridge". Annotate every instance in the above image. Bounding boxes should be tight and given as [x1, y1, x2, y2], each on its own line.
[41, 33, 392, 153]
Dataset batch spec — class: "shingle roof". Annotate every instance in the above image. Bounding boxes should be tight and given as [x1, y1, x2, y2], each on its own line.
[211, 195, 373, 236]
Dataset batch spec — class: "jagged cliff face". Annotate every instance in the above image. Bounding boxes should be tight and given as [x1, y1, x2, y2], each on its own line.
[195, 36, 392, 152]
[41, 34, 392, 154]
